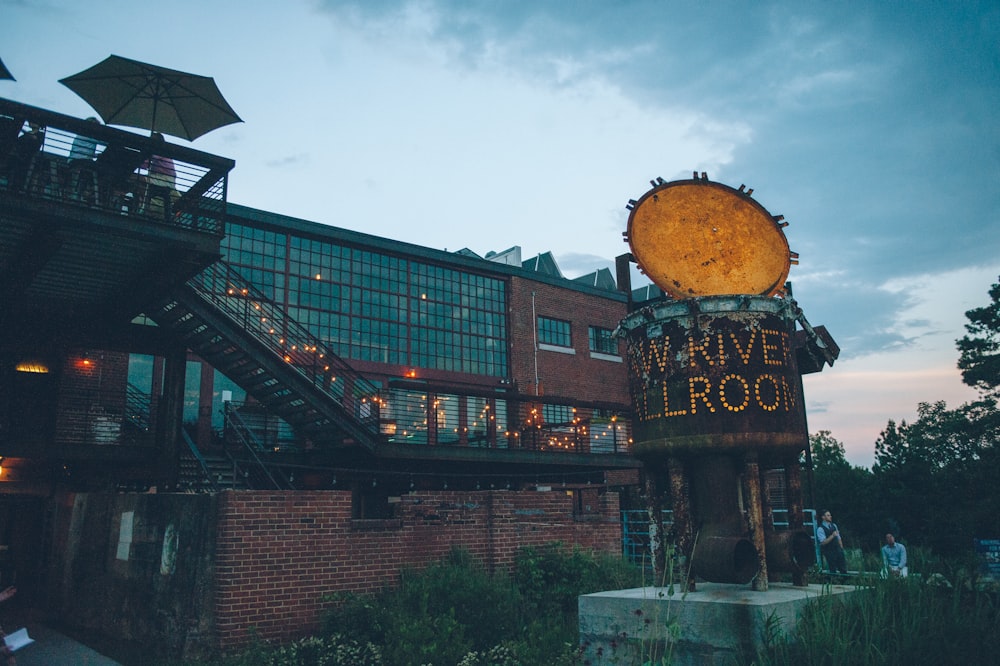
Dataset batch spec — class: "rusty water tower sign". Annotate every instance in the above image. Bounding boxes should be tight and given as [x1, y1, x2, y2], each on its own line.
[623, 296, 806, 456]
[618, 174, 837, 590]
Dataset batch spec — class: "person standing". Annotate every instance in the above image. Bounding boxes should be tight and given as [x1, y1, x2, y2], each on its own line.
[68, 117, 100, 162]
[816, 510, 849, 574]
[881, 532, 908, 578]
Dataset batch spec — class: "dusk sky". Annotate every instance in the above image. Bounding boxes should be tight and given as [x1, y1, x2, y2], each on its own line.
[3, 0, 998, 466]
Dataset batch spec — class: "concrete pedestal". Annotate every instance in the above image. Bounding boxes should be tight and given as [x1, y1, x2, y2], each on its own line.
[579, 582, 858, 665]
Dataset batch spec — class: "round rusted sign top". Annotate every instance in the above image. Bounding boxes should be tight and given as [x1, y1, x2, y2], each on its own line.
[626, 178, 792, 298]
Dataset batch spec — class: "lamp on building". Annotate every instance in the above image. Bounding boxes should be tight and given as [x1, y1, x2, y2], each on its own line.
[15, 360, 49, 373]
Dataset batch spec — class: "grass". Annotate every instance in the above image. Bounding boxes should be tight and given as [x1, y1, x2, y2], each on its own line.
[756, 574, 1000, 665]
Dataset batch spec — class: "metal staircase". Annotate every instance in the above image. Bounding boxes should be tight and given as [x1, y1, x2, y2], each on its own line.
[149, 260, 383, 452]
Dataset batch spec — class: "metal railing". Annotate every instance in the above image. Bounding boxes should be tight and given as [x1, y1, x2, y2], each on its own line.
[1, 97, 233, 235]
[186, 260, 384, 438]
[124, 382, 151, 433]
[223, 403, 293, 490]
[621, 508, 819, 566]
[378, 385, 631, 452]
[180, 428, 222, 492]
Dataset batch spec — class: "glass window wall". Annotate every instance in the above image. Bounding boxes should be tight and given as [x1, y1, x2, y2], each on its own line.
[223, 223, 508, 377]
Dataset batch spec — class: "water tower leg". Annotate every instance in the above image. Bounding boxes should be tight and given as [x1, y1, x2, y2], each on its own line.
[667, 456, 696, 592]
[785, 455, 808, 586]
[643, 466, 668, 585]
[744, 451, 768, 591]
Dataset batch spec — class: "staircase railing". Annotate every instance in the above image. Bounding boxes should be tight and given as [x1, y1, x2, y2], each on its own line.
[180, 428, 222, 492]
[224, 403, 293, 490]
[185, 260, 382, 443]
[124, 382, 151, 433]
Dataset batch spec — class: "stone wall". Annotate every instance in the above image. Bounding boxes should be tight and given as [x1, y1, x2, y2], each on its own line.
[48, 491, 218, 661]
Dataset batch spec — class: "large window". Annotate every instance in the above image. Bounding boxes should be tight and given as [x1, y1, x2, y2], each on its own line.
[223, 223, 509, 377]
[588, 326, 618, 355]
[381, 389, 509, 448]
[537, 316, 571, 348]
[543, 403, 574, 425]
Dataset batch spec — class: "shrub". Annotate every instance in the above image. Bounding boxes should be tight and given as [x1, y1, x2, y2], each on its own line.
[515, 543, 643, 617]
[264, 635, 383, 666]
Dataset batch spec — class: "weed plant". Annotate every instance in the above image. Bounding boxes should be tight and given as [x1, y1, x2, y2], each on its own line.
[756, 573, 1000, 665]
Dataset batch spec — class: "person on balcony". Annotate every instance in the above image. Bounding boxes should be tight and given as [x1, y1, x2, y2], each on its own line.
[67, 117, 102, 203]
[140, 132, 176, 219]
[68, 117, 100, 161]
[8, 122, 43, 192]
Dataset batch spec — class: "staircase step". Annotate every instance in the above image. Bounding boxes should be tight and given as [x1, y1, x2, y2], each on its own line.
[151, 265, 382, 454]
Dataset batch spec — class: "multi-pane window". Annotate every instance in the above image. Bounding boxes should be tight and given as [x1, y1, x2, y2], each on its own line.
[588, 326, 618, 355]
[411, 264, 507, 376]
[543, 403, 574, 425]
[222, 223, 508, 377]
[589, 409, 626, 453]
[221, 224, 286, 302]
[537, 316, 571, 348]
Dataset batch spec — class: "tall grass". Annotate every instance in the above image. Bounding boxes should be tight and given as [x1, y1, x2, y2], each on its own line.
[757, 574, 1000, 665]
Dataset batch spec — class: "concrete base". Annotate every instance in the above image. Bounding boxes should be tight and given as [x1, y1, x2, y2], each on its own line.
[579, 582, 858, 665]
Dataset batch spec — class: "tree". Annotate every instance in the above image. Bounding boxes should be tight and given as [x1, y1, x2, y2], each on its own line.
[873, 400, 1000, 555]
[957, 276, 1000, 396]
[809, 430, 850, 470]
[805, 431, 879, 549]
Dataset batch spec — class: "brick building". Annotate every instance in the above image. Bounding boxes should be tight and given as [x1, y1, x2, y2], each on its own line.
[0, 97, 642, 656]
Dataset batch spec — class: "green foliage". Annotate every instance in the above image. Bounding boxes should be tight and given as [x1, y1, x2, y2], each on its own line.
[807, 276, 1000, 558]
[166, 546, 997, 666]
[318, 545, 642, 666]
[957, 276, 1000, 396]
[806, 431, 882, 550]
[514, 543, 643, 617]
[756, 574, 1000, 665]
[263, 635, 383, 666]
[872, 399, 1000, 555]
[809, 430, 851, 469]
[324, 548, 521, 666]
[161, 634, 382, 666]
[455, 644, 520, 666]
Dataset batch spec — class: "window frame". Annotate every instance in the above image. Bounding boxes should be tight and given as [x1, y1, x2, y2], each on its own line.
[537, 316, 572, 348]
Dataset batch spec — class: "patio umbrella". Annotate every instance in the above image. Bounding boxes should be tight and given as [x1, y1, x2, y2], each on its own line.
[58, 55, 242, 141]
[0, 57, 14, 81]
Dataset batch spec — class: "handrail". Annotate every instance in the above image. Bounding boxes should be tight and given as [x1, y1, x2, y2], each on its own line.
[224, 403, 291, 490]
[180, 428, 221, 492]
[187, 260, 383, 439]
[0, 96, 233, 235]
[124, 382, 151, 432]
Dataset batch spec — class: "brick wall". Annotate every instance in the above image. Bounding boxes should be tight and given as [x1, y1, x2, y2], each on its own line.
[508, 276, 628, 404]
[54, 349, 131, 445]
[214, 488, 621, 650]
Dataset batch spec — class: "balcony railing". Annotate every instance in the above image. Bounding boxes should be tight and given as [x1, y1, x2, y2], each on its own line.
[0, 97, 234, 236]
